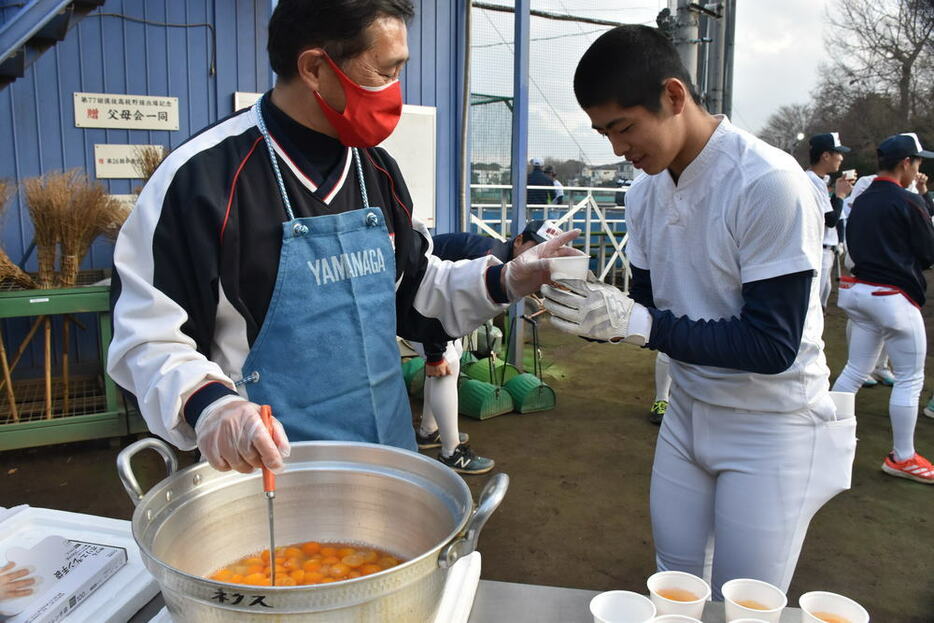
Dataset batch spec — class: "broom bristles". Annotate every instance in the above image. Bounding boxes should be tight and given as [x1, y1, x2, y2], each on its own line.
[0, 182, 37, 289]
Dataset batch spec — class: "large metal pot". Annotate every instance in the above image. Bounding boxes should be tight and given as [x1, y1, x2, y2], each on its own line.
[116, 438, 507, 622]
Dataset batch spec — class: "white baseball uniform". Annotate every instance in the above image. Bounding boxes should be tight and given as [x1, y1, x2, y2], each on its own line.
[625, 117, 856, 599]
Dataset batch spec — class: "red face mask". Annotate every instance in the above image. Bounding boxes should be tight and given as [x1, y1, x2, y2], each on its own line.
[314, 54, 403, 148]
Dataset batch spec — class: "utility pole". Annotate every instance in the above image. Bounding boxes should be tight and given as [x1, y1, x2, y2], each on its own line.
[706, 3, 727, 114]
[673, 0, 699, 85]
[722, 0, 736, 118]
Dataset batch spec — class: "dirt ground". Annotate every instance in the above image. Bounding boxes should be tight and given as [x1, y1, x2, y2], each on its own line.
[1, 284, 933, 621]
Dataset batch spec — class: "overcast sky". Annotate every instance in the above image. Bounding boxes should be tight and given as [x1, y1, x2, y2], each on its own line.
[469, 1, 828, 165]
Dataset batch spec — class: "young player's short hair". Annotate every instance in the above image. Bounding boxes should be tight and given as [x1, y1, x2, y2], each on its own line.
[878, 154, 921, 172]
[573, 25, 700, 113]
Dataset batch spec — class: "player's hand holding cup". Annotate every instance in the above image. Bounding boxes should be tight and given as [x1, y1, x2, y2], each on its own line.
[542, 273, 651, 345]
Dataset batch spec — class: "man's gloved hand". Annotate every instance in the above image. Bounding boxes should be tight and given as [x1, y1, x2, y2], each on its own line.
[425, 360, 451, 377]
[542, 275, 652, 345]
[195, 399, 291, 474]
[502, 229, 583, 299]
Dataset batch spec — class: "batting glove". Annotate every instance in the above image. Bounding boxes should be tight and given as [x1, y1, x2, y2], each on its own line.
[542, 276, 652, 345]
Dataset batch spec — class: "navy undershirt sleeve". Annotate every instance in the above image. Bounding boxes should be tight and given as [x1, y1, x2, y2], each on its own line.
[825, 195, 843, 228]
[628, 265, 655, 309]
[645, 270, 813, 374]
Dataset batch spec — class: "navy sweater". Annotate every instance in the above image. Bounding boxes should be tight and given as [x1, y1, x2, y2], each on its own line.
[846, 178, 934, 307]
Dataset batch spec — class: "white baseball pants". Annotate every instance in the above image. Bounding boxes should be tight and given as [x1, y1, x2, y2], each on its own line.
[650, 388, 855, 601]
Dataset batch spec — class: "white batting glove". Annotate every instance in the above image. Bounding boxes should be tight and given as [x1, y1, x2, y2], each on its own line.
[195, 399, 291, 474]
[542, 276, 652, 345]
[502, 229, 583, 299]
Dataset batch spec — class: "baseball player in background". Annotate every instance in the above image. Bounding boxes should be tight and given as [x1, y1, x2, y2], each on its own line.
[806, 133, 853, 309]
[831, 133, 934, 484]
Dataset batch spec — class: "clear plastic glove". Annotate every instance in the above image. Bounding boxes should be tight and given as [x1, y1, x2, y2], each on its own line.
[425, 360, 451, 377]
[542, 275, 652, 345]
[195, 399, 291, 474]
[0, 562, 34, 600]
[502, 229, 583, 299]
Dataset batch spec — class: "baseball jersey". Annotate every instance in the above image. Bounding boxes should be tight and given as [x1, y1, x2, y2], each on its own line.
[625, 116, 830, 412]
[806, 170, 838, 246]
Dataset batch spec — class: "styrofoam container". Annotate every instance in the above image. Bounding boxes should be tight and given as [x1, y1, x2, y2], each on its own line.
[0, 505, 159, 623]
[548, 255, 590, 281]
[589, 590, 656, 623]
[799, 591, 869, 623]
[722, 578, 787, 622]
[646, 570, 710, 618]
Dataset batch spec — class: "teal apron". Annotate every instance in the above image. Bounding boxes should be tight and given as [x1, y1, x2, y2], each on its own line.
[238, 97, 415, 450]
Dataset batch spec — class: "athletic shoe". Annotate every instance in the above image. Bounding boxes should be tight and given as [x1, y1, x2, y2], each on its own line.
[881, 452, 934, 484]
[439, 444, 495, 475]
[416, 429, 469, 450]
[861, 376, 878, 388]
[648, 400, 667, 425]
[871, 367, 896, 386]
[923, 397, 934, 419]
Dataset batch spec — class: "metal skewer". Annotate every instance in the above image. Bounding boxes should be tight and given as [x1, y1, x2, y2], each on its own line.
[259, 404, 277, 587]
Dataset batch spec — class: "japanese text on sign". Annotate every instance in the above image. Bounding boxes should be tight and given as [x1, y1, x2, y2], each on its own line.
[74, 92, 179, 130]
[94, 144, 166, 179]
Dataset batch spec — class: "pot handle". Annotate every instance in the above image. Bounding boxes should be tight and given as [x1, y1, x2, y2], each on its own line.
[438, 473, 509, 569]
[116, 437, 179, 506]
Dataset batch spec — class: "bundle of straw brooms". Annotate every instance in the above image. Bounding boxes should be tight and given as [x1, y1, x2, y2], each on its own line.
[22, 169, 129, 289]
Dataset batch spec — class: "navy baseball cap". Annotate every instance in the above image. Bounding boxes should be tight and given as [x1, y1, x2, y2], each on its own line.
[877, 132, 934, 160]
[809, 132, 851, 153]
[520, 219, 560, 244]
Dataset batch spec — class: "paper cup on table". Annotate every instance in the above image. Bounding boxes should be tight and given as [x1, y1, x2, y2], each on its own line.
[646, 570, 710, 618]
[548, 255, 589, 281]
[653, 616, 703, 622]
[589, 590, 656, 623]
[799, 591, 869, 623]
[722, 578, 787, 622]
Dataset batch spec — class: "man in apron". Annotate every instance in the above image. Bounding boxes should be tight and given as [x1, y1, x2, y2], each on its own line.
[543, 25, 856, 599]
[108, 0, 580, 475]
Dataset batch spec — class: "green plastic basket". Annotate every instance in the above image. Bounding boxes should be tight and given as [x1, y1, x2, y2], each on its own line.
[463, 357, 521, 384]
[504, 373, 556, 413]
[502, 314, 556, 413]
[401, 357, 425, 395]
[459, 379, 515, 420]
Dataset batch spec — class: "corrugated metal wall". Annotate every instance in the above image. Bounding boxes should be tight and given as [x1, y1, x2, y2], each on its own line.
[0, 0, 467, 377]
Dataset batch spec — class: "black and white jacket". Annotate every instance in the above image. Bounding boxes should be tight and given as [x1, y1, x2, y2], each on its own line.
[108, 96, 508, 449]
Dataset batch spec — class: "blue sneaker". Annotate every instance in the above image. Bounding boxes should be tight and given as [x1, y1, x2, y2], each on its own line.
[439, 444, 494, 475]
[924, 397, 934, 419]
[871, 367, 896, 386]
[862, 376, 878, 388]
[416, 429, 468, 450]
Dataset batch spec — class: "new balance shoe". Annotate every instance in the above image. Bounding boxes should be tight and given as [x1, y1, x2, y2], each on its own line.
[871, 367, 896, 386]
[416, 429, 469, 450]
[439, 444, 495, 475]
[648, 400, 667, 425]
[881, 452, 934, 484]
[923, 397, 934, 419]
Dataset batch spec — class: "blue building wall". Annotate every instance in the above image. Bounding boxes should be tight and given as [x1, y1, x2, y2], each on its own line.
[0, 0, 467, 375]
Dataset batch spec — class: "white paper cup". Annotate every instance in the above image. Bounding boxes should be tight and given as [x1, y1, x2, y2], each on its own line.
[722, 578, 787, 622]
[730, 620, 770, 623]
[653, 616, 703, 623]
[799, 591, 869, 623]
[589, 590, 656, 623]
[646, 570, 710, 618]
[548, 255, 590, 281]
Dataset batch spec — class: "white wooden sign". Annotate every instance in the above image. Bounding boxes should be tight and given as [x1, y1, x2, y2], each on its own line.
[234, 91, 263, 111]
[94, 144, 166, 179]
[75, 92, 179, 130]
[379, 105, 436, 228]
